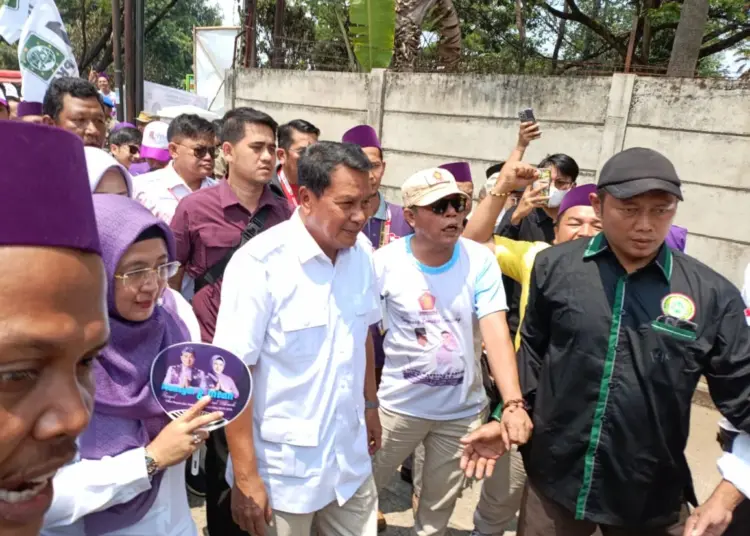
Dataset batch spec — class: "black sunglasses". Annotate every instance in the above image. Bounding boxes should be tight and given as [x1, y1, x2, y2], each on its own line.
[177, 143, 217, 159]
[427, 196, 467, 215]
[127, 145, 140, 155]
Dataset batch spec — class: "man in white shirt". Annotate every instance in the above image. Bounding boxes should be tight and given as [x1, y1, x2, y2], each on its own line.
[134, 113, 218, 224]
[213, 141, 382, 536]
[685, 262, 750, 536]
[371, 167, 533, 536]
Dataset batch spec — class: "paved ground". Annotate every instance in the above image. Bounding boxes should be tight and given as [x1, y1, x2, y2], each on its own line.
[190, 404, 724, 535]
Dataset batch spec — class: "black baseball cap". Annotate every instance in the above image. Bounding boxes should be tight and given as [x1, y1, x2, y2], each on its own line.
[597, 148, 683, 201]
[485, 162, 506, 178]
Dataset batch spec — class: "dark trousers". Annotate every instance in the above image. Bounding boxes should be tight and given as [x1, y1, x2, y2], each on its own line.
[205, 428, 248, 536]
[517, 480, 687, 536]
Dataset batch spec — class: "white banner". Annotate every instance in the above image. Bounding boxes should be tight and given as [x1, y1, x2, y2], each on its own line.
[0, 0, 32, 44]
[17, 0, 77, 103]
[194, 26, 239, 114]
[143, 80, 208, 115]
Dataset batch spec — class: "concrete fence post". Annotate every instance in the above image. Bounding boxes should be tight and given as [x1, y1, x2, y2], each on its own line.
[596, 73, 637, 177]
[224, 69, 236, 112]
[367, 69, 388, 140]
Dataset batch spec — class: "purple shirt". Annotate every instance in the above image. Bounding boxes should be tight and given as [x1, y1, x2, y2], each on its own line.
[171, 180, 292, 342]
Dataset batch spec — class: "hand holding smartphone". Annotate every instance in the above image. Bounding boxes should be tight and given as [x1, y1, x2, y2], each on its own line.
[518, 108, 536, 123]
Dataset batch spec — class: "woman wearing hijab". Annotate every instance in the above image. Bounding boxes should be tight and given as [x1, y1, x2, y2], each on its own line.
[43, 195, 221, 535]
[84, 147, 133, 196]
[207, 355, 239, 398]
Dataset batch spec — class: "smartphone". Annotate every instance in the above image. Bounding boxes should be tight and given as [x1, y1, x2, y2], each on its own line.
[533, 169, 552, 201]
[518, 108, 536, 123]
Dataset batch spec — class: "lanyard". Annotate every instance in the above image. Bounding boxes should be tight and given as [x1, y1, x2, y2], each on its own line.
[379, 206, 392, 248]
[278, 171, 299, 208]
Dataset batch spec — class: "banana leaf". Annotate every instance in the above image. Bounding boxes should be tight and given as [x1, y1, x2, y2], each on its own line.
[349, 0, 395, 72]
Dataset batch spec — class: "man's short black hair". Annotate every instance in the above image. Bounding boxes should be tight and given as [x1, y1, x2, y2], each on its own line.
[539, 153, 580, 181]
[298, 141, 372, 197]
[278, 119, 321, 151]
[108, 127, 142, 147]
[212, 119, 223, 139]
[166, 114, 215, 143]
[42, 77, 103, 120]
[220, 107, 278, 145]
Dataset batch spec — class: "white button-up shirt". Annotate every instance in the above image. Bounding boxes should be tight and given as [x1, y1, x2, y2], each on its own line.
[132, 162, 217, 225]
[213, 210, 381, 514]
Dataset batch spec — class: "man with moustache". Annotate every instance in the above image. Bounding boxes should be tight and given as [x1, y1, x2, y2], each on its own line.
[0, 122, 109, 535]
[461, 148, 750, 536]
[42, 77, 107, 148]
[371, 166, 533, 536]
[213, 142, 381, 536]
[169, 107, 291, 534]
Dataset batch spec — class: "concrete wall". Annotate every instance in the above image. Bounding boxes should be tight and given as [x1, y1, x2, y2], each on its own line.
[227, 69, 750, 287]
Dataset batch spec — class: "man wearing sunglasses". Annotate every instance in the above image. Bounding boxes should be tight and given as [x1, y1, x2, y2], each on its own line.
[370, 167, 532, 536]
[108, 126, 143, 169]
[133, 113, 218, 224]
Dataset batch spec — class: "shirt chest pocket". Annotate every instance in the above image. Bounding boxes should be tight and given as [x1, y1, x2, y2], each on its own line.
[197, 228, 241, 267]
[278, 308, 328, 361]
[635, 323, 704, 389]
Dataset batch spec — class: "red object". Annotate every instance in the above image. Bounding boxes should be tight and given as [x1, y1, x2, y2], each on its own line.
[0, 70, 21, 84]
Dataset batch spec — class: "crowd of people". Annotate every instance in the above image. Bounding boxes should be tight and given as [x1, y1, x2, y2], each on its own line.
[1, 74, 749, 536]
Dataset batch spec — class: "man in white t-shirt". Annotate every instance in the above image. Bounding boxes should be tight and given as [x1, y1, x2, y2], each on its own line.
[371, 167, 533, 536]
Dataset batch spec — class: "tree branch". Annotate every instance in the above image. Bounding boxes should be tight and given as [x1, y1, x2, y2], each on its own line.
[699, 26, 750, 57]
[146, 0, 180, 36]
[543, 0, 629, 57]
[80, 19, 113, 72]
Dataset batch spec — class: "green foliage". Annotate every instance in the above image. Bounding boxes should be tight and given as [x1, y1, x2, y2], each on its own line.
[349, 0, 395, 71]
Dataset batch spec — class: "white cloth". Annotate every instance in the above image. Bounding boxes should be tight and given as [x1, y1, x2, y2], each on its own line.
[213, 209, 381, 515]
[132, 162, 216, 224]
[84, 147, 133, 197]
[374, 235, 507, 421]
[42, 449, 197, 536]
[718, 433, 750, 501]
[41, 299, 201, 535]
[166, 288, 201, 341]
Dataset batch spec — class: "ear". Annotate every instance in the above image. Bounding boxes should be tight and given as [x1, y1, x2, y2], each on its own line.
[222, 141, 233, 163]
[404, 206, 416, 228]
[590, 192, 602, 218]
[42, 115, 55, 127]
[168, 141, 180, 160]
[381, 161, 387, 175]
[297, 185, 314, 215]
[276, 147, 286, 165]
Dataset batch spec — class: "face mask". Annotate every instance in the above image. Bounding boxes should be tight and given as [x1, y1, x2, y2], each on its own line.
[547, 184, 568, 208]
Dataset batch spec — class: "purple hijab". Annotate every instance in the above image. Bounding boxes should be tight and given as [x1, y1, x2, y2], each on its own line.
[80, 195, 190, 534]
[665, 225, 687, 252]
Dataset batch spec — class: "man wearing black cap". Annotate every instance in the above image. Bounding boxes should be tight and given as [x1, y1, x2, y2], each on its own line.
[461, 147, 750, 535]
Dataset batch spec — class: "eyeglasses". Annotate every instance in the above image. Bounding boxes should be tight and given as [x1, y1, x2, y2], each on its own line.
[114, 261, 181, 290]
[178, 143, 217, 160]
[553, 179, 574, 190]
[426, 196, 467, 215]
[127, 145, 140, 155]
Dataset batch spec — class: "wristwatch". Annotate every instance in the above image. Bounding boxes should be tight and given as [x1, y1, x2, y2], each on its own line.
[365, 400, 379, 410]
[145, 453, 160, 479]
